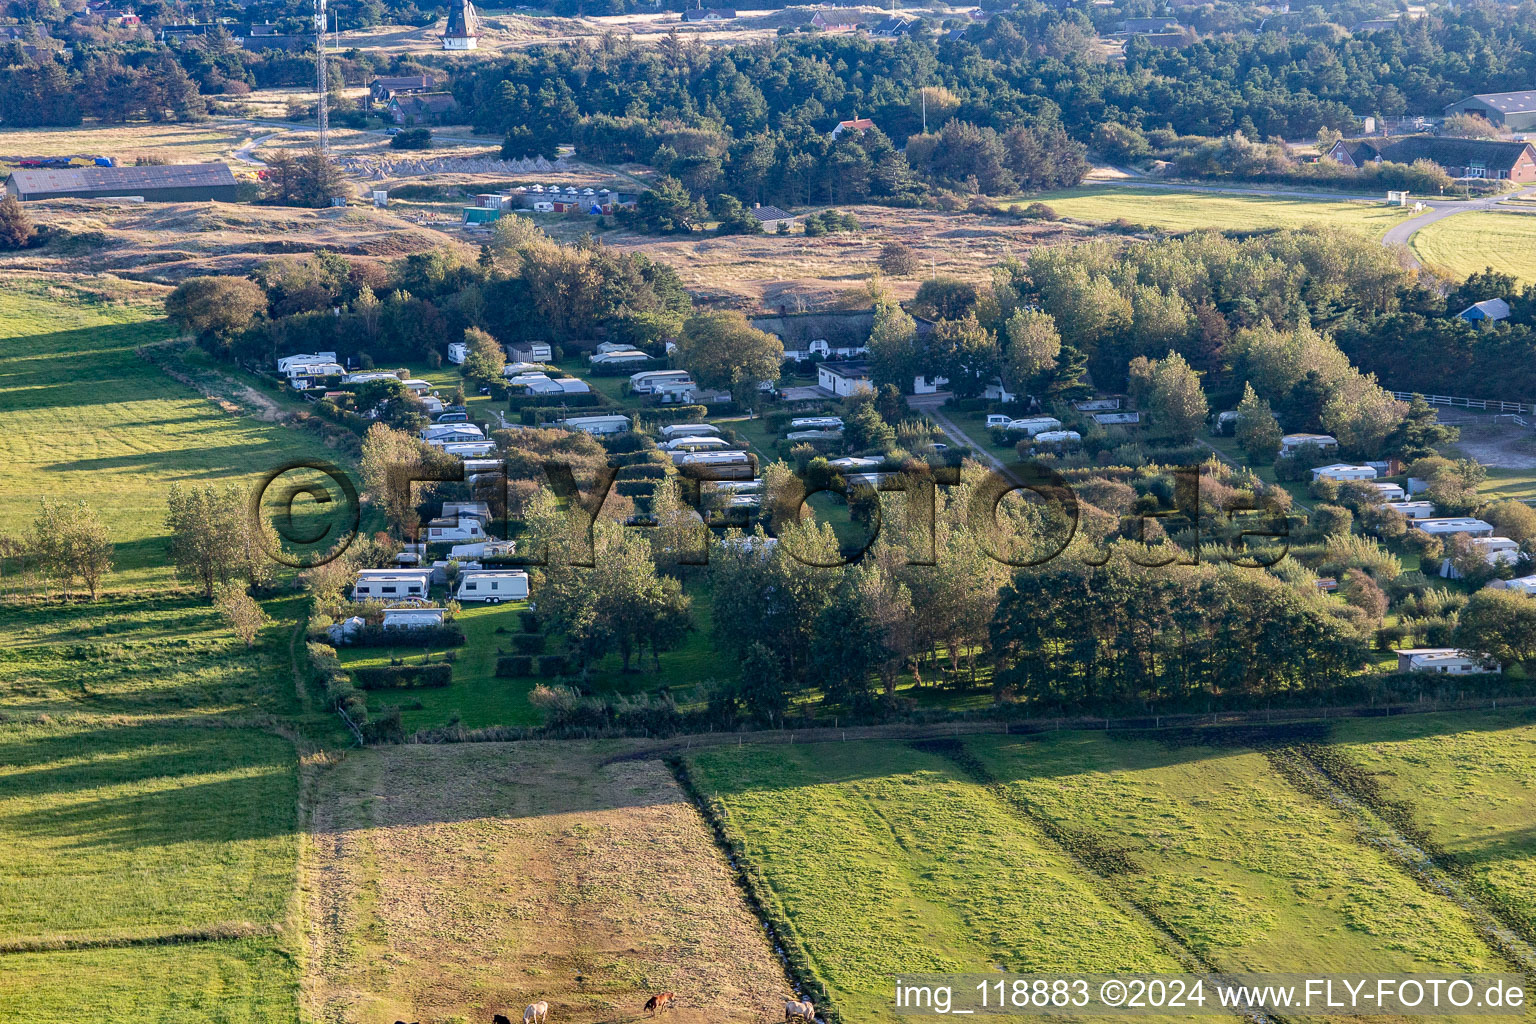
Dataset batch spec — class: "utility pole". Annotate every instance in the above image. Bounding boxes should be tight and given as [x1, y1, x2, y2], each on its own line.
[922, 87, 927, 133]
[314, 0, 329, 153]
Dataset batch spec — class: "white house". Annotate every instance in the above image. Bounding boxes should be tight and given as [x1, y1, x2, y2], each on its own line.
[1394, 648, 1501, 675]
[817, 361, 873, 397]
[447, 341, 467, 364]
[426, 515, 488, 542]
[1384, 500, 1437, 519]
[509, 342, 553, 362]
[913, 374, 951, 395]
[561, 414, 631, 435]
[1311, 463, 1378, 482]
[381, 606, 446, 629]
[455, 569, 530, 603]
[983, 379, 1017, 403]
[351, 568, 432, 601]
[660, 423, 721, 440]
[1005, 416, 1062, 437]
[1413, 517, 1496, 538]
[1281, 433, 1340, 456]
[1371, 482, 1407, 502]
[1490, 575, 1536, 595]
[790, 416, 844, 431]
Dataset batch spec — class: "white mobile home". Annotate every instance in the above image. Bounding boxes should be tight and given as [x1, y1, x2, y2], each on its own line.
[662, 435, 733, 452]
[789, 416, 844, 431]
[425, 515, 488, 542]
[1006, 416, 1062, 437]
[1412, 518, 1495, 538]
[589, 348, 651, 366]
[440, 441, 498, 458]
[455, 569, 530, 603]
[1371, 482, 1407, 502]
[351, 568, 432, 601]
[381, 606, 446, 629]
[1280, 433, 1340, 456]
[660, 423, 721, 440]
[278, 351, 338, 375]
[1393, 648, 1501, 675]
[561, 414, 631, 435]
[1311, 463, 1378, 482]
[630, 369, 693, 393]
[1033, 430, 1082, 445]
[421, 423, 485, 442]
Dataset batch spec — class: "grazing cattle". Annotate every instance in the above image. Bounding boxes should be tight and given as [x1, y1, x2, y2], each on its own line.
[493, 1016, 512, 1024]
[785, 998, 815, 1022]
[524, 1002, 549, 1024]
[644, 991, 676, 1014]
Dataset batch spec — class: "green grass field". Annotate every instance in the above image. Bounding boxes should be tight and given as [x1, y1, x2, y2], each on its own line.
[1329, 709, 1536, 941]
[1028, 186, 1412, 237]
[1412, 211, 1536, 283]
[0, 279, 335, 589]
[687, 741, 1181, 1022]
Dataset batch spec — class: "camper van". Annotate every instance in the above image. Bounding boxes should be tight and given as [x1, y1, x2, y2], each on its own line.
[454, 569, 530, 603]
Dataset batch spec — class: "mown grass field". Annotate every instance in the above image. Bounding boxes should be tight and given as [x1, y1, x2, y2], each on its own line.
[0, 279, 332, 589]
[1030, 186, 1412, 237]
[686, 741, 1183, 1023]
[1329, 709, 1536, 942]
[1413, 211, 1536, 283]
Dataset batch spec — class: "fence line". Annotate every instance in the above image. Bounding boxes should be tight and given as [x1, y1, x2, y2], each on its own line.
[1389, 391, 1535, 415]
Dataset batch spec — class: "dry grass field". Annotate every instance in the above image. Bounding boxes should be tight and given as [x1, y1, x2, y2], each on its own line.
[304, 742, 792, 1024]
[0, 122, 251, 168]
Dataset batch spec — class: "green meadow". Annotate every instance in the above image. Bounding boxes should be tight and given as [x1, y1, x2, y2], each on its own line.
[1028, 186, 1412, 237]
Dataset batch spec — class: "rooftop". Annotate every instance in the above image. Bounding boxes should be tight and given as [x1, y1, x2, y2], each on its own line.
[7, 162, 236, 195]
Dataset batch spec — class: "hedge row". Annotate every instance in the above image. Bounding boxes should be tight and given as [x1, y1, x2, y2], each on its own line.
[347, 623, 466, 648]
[353, 663, 453, 689]
[510, 633, 546, 655]
[307, 639, 367, 724]
[495, 653, 568, 677]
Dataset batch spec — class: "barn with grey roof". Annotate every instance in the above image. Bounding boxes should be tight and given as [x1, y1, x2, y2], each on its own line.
[5, 162, 238, 202]
[1445, 91, 1536, 131]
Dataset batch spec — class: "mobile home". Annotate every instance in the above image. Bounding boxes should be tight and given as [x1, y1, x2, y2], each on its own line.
[454, 569, 530, 603]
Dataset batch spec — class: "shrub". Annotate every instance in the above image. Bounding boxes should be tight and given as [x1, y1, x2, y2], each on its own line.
[537, 654, 568, 676]
[496, 654, 533, 676]
[389, 127, 433, 150]
[510, 632, 546, 654]
[348, 623, 466, 648]
[361, 710, 404, 743]
[519, 610, 542, 633]
[352, 663, 453, 689]
[1022, 201, 1058, 221]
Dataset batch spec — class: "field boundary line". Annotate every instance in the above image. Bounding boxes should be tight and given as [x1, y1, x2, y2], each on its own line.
[0, 921, 279, 956]
[665, 754, 841, 1024]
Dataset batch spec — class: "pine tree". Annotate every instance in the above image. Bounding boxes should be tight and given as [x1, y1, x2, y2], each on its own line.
[0, 193, 33, 250]
[1235, 383, 1284, 464]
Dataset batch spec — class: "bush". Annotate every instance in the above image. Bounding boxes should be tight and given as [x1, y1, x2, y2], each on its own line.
[361, 710, 404, 743]
[496, 654, 533, 676]
[307, 639, 367, 723]
[510, 632, 547, 654]
[353, 663, 453, 689]
[537, 654, 568, 676]
[1022, 201, 1058, 221]
[519, 610, 542, 633]
[389, 127, 433, 150]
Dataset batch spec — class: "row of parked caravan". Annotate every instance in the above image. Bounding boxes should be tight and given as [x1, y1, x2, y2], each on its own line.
[985, 414, 1080, 445]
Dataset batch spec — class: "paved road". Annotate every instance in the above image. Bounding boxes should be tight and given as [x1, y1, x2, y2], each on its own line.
[1380, 185, 1536, 259]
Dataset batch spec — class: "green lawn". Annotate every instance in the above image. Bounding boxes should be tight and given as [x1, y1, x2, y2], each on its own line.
[1026, 186, 1412, 237]
[967, 732, 1503, 975]
[1328, 709, 1536, 941]
[1479, 466, 1536, 502]
[686, 741, 1181, 1023]
[0, 279, 333, 589]
[1412, 211, 1536, 283]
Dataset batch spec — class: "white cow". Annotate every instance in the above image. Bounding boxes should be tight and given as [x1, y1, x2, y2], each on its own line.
[524, 1002, 549, 1024]
[784, 998, 815, 1022]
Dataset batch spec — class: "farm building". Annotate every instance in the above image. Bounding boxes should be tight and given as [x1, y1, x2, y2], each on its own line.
[455, 569, 529, 602]
[351, 569, 432, 601]
[1458, 298, 1510, 322]
[1326, 136, 1536, 182]
[388, 93, 459, 124]
[817, 361, 873, 397]
[750, 204, 796, 232]
[1311, 463, 1378, 482]
[381, 606, 446, 629]
[1444, 90, 1536, 131]
[1412, 517, 1496, 538]
[442, 0, 479, 48]
[681, 7, 735, 20]
[369, 74, 438, 103]
[1393, 648, 1502, 674]
[5, 162, 238, 202]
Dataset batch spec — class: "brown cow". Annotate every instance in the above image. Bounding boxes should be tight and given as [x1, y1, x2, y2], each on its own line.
[644, 991, 676, 1015]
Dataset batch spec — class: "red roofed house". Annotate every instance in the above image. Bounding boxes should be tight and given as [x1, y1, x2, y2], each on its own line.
[831, 117, 876, 138]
